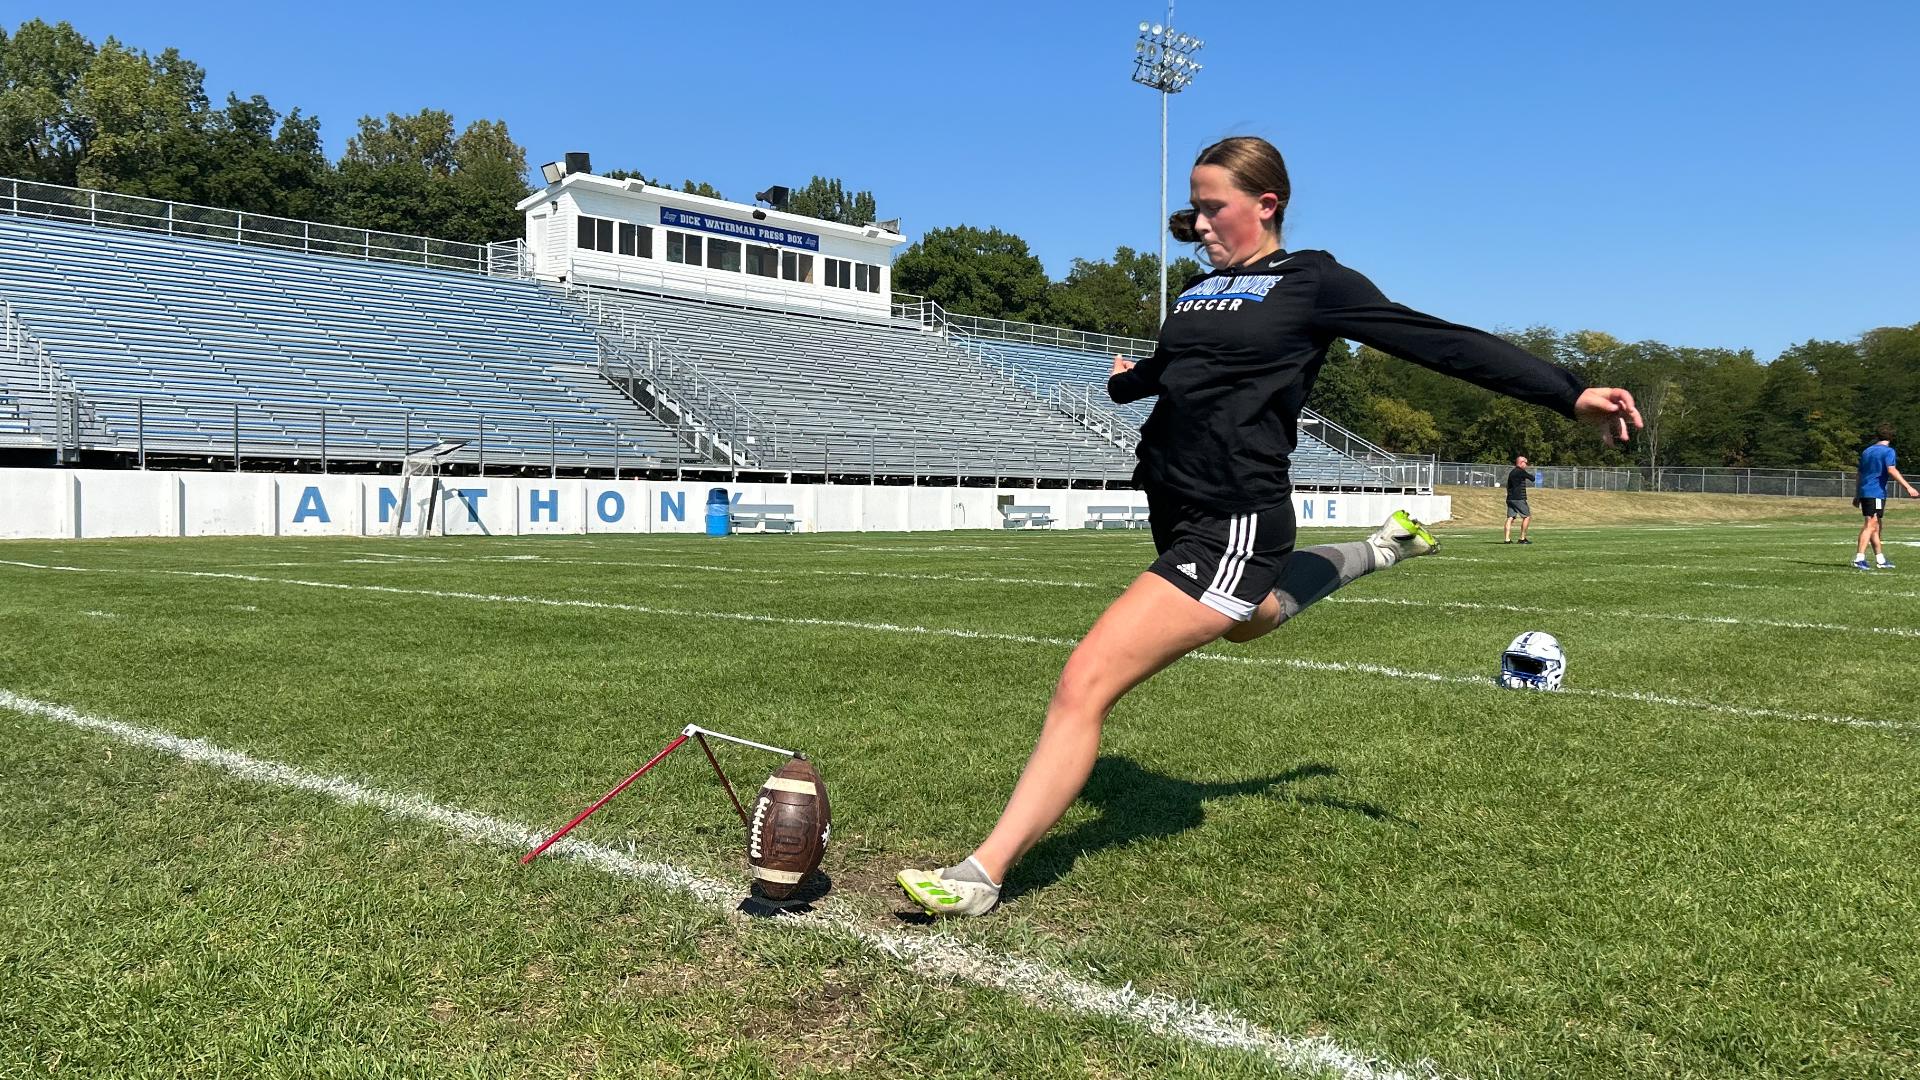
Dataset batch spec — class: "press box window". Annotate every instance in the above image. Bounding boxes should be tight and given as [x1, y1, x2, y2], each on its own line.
[706, 238, 742, 272]
[666, 232, 704, 265]
[781, 251, 813, 283]
[576, 216, 614, 253]
[746, 244, 778, 278]
[854, 263, 881, 293]
[825, 257, 850, 289]
[618, 223, 652, 258]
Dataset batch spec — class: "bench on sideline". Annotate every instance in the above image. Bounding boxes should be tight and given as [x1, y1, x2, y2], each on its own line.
[1002, 505, 1054, 529]
[1085, 505, 1150, 530]
[732, 503, 799, 533]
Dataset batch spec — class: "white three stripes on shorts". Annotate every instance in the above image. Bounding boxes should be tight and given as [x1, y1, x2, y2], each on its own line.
[1201, 512, 1258, 620]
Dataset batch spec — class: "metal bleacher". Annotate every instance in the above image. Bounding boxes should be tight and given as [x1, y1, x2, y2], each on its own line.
[951, 328, 1414, 490]
[0, 175, 1424, 490]
[0, 213, 695, 469]
[560, 283, 1136, 480]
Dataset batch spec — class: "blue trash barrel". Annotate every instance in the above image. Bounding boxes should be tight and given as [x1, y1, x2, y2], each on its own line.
[705, 487, 731, 537]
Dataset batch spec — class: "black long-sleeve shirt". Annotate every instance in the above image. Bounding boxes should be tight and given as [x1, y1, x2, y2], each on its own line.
[1109, 249, 1587, 512]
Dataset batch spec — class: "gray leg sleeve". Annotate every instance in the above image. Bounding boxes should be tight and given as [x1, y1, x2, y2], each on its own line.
[1268, 540, 1378, 627]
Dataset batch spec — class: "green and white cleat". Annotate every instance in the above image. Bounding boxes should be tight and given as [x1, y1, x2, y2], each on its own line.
[897, 861, 1001, 917]
[1366, 510, 1439, 569]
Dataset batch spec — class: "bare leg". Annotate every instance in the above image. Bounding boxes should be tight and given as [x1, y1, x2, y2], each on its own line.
[1520, 514, 1531, 541]
[1504, 516, 1514, 542]
[1870, 516, 1884, 560]
[1858, 518, 1873, 560]
[968, 574, 1232, 881]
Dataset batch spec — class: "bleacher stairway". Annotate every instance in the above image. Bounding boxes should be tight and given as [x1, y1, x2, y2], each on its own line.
[557, 283, 1136, 479]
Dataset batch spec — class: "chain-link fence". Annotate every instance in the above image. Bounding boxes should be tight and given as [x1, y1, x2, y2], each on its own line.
[1437, 461, 1903, 500]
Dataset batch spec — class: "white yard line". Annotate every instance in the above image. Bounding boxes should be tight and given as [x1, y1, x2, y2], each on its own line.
[0, 688, 1445, 1080]
[1, 560, 1902, 733]
[348, 554, 1110, 590]
[302, 555, 1917, 634]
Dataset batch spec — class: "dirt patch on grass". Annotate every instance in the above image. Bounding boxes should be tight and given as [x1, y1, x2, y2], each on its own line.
[1438, 485, 1859, 527]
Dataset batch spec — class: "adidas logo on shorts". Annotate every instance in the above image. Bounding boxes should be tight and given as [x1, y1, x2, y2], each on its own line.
[1177, 562, 1199, 580]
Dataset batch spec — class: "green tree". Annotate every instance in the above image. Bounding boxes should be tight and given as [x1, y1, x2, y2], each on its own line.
[1048, 246, 1165, 339]
[334, 109, 453, 235]
[783, 175, 875, 225]
[1304, 339, 1381, 435]
[335, 109, 528, 243]
[1461, 395, 1551, 463]
[198, 95, 330, 219]
[1859, 324, 1920, 443]
[70, 37, 207, 200]
[1668, 348, 1765, 466]
[445, 118, 528, 243]
[0, 19, 97, 183]
[891, 225, 1051, 322]
[1365, 397, 1444, 455]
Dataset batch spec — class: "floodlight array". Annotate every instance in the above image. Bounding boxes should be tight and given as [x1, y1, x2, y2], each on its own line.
[1131, 21, 1204, 93]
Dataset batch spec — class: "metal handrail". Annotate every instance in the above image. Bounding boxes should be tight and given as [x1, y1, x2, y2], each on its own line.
[32, 389, 696, 473]
[889, 294, 1141, 454]
[942, 310, 1159, 361]
[0, 297, 99, 453]
[486, 239, 534, 279]
[560, 282, 781, 467]
[1, 297, 57, 392]
[889, 295, 1426, 480]
[0, 175, 520, 278]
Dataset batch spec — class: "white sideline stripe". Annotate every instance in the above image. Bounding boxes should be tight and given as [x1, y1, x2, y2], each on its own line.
[1678, 580, 1920, 600]
[1324, 595, 1920, 639]
[0, 689, 1441, 1080]
[72, 551, 1916, 637]
[0, 561, 1900, 733]
[507, 557, 1105, 590]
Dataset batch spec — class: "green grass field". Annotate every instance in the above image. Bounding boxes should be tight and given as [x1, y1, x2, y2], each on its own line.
[2, 513, 1916, 1078]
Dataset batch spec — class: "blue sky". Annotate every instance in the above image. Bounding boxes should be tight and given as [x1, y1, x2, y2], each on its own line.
[35, 0, 1920, 359]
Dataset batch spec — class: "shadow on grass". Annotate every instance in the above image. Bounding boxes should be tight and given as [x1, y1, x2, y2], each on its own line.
[1000, 755, 1411, 902]
[737, 870, 835, 918]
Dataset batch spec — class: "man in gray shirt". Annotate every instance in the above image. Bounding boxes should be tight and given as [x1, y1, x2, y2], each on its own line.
[1503, 456, 1534, 544]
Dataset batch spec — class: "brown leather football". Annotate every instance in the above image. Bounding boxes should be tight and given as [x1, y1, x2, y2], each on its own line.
[747, 755, 830, 900]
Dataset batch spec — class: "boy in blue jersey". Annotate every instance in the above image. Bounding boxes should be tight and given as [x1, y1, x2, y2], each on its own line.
[1855, 424, 1918, 570]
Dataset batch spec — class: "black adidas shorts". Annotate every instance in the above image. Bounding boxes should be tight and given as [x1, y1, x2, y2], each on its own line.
[1858, 496, 1886, 519]
[1146, 494, 1297, 621]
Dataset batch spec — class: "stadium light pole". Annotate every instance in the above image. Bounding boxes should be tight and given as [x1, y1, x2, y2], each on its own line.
[1131, 8, 1203, 329]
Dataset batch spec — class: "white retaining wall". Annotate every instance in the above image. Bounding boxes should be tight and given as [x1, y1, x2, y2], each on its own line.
[0, 469, 1450, 540]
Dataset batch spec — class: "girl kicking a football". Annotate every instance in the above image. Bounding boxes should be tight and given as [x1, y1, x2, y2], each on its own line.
[899, 136, 1642, 916]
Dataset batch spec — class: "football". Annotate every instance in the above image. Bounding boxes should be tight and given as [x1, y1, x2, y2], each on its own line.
[747, 755, 830, 900]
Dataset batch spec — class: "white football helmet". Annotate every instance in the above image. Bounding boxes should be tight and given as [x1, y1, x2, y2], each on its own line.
[1498, 631, 1566, 691]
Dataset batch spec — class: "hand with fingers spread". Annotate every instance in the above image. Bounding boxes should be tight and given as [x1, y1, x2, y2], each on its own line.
[1573, 387, 1644, 446]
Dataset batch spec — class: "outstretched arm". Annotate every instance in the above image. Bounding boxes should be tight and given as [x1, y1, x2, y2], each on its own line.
[1312, 259, 1642, 444]
[1888, 465, 1920, 499]
[1107, 348, 1170, 404]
